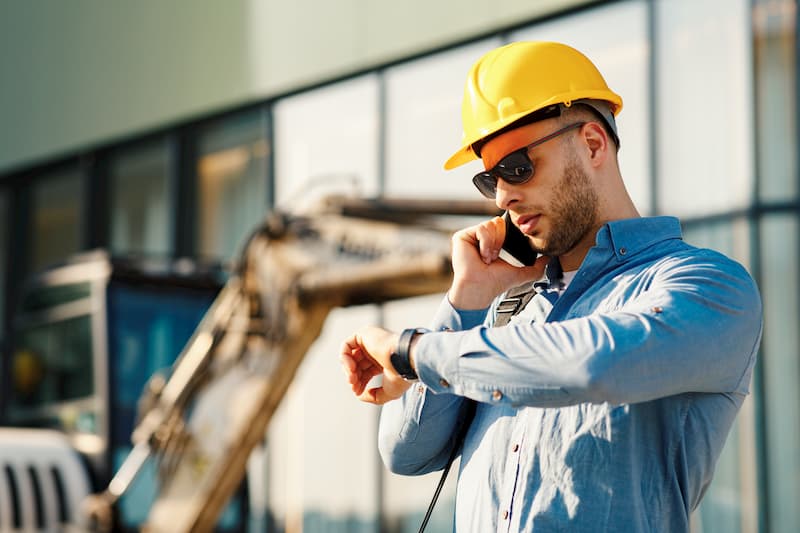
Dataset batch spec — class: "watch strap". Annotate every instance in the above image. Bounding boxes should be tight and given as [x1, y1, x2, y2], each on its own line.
[390, 327, 426, 381]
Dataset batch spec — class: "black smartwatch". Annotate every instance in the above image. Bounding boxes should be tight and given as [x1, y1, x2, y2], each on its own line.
[390, 328, 426, 381]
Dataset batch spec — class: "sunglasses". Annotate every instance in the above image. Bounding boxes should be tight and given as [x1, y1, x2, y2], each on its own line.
[472, 122, 586, 199]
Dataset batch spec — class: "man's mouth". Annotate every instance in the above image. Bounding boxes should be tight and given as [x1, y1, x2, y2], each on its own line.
[516, 214, 541, 234]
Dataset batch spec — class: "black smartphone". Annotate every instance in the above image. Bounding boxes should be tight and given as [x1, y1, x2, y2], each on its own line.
[498, 211, 538, 267]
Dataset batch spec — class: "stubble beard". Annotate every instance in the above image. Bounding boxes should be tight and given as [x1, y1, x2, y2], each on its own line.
[533, 155, 599, 257]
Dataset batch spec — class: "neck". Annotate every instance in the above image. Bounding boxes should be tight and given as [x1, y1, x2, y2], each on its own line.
[559, 206, 641, 272]
[559, 166, 641, 272]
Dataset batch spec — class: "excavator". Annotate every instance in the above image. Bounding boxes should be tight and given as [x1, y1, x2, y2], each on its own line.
[60, 195, 498, 532]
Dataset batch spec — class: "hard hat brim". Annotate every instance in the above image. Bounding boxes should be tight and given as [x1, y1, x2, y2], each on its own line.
[444, 91, 622, 171]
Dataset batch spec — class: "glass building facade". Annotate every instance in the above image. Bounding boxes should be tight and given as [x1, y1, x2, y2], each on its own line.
[0, 1, 798, 531]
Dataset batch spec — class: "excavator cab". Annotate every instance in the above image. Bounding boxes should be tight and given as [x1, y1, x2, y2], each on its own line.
[2, 250, 247, 531]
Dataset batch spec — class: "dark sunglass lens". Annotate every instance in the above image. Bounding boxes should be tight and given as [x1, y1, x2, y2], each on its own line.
[497, 154, 533, 184]
[472, 150, 534, 199]
[472, 174, 497, 199]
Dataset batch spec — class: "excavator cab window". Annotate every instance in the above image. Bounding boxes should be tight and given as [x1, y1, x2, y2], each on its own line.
[7, 281, 95, 429]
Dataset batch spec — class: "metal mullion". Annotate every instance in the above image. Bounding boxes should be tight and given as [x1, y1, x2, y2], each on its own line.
[84, 151, 110, 250]
[263, 105, 275, 211]
[748, 1, 769, 531]
[376, 69, 387, 530]
[170, 128, 198, 259]
[647, 0, 659, 217]
[1, 178, 31, 421]
[377, 70, 387, 196]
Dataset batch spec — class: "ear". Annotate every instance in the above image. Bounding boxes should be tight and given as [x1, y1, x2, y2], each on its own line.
[581, 122, 609, 168]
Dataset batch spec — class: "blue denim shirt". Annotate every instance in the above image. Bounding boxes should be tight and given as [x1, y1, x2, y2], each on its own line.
[378, 217, 762, 532]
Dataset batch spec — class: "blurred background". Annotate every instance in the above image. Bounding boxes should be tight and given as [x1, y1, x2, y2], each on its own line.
[0, 0, 796, 531]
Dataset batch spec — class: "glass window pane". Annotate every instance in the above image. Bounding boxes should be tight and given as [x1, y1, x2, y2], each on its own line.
[655, 0, 753, 216]
[273, 75, 380, 207]
[512, 0, 652, 214]
[31, 168, 84, 271]
[760, 215, 800, 532]
[109, 139, 173, 256]
[11, 312, 93, 409]
[384, 39, 502, 200]
[196, 110, 270, 259]
[754, 0, 797, 201]
[682, 218, 751, 268]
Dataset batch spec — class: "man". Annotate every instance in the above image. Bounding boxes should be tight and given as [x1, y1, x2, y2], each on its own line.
[339, 41, 762, 532]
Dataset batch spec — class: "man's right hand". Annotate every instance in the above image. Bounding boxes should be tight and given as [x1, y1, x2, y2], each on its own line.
[449, 215, 548, 309]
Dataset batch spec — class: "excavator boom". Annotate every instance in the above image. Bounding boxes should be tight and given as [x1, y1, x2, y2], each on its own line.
[87, 196, 498, 532]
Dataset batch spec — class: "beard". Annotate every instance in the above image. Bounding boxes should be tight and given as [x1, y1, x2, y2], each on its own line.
[532, 154, 599, 257]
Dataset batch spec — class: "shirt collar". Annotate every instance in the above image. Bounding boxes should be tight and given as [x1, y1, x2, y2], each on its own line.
[597, 216, 683, 262]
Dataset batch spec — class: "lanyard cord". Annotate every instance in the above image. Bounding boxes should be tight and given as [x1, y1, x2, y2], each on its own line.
[417, 400, 477, 533]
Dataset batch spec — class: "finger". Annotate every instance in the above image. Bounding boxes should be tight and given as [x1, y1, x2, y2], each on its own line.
[339, 353, 356, 372]
[474, 218, 504, 264]
[357, 355, 379, 370]
[358, 386, 385, 405]
[351, 365, 382, 394]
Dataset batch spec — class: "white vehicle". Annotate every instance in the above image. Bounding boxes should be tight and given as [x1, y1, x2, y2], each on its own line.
[0, 428, 91, 532]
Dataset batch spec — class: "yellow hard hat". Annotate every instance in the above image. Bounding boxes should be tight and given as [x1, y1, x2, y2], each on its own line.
[444, 41, 623, 170]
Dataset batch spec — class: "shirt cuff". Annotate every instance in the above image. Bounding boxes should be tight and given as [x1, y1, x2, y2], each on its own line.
[414, 327, 486, 395]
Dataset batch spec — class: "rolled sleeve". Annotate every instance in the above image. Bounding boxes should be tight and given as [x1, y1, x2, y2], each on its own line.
[412, 252, 762, 408]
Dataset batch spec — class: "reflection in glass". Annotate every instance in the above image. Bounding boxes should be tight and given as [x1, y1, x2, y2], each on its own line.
[12, 313, 93, 408]
[196, 111, 270, 260]
[754, 0, 797, 201]
[655, 0, 753, 216]
[273, 75, 380, 207]
[31, 169, 84, 271]
[682, 218, 751, 269]
[384, 39, 501, 200]
[109, 140, 172, 256]
[760, 215, 800, 532]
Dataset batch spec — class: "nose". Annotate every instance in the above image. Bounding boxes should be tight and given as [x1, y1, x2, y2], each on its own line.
[494, 178, 522, 210]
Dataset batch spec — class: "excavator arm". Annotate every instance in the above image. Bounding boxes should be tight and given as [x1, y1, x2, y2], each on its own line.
[85, 196, 498, 532]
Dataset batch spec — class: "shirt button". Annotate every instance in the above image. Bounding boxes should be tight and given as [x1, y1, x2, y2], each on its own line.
[492, 390, 503, 401]
[417, 385, 425, 393]
[512, 444, 519, 453]
[439, 378, 450, 388]
[619, 247, 627, 255]
[502, 510, 509, 520]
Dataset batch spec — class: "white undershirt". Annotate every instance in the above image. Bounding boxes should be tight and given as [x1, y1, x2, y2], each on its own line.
[554, 270, 578, 296]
